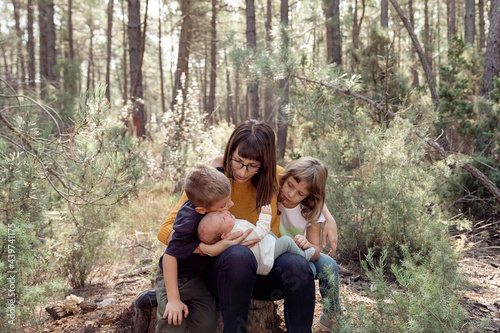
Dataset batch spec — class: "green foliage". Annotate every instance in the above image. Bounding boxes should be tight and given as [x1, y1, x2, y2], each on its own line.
[438, 36, 479, 134]
[344, 244, 467, 333]
[0, 85, 142, 327]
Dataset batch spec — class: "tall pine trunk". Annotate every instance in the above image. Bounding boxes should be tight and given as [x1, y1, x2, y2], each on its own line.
[206, 0, 217, 125]
[264, 0, 275, 129]
[324, 0, 342, 65]
[464, 0, 475, 45]
[478, 0, 485, 50]
[106, 0, 114, 102]
[277, 0, 289, 160]
[128, 0, 146, 137]
[448, 0, 456, 41]
[121, 0, 128, 102]
[27, 0, 36, 90]
[158, 7, 166, 114]
[11, 0, 25, 91]
[38, 0, 57, 91]
[246, 0, 259, 120]
[172, 0, 192, 110]
[481, 0, 500, 98]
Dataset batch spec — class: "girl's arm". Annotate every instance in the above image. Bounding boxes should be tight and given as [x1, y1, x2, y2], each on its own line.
[321, 204, 338, 258]
[295, 223, 321, 262]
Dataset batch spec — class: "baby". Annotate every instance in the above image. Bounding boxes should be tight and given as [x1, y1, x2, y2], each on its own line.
[198, 204, 315, 275]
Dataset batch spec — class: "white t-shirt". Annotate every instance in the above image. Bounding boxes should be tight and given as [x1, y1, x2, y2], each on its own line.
[232, 213, 275, 275]
[278, 203, 325, 238]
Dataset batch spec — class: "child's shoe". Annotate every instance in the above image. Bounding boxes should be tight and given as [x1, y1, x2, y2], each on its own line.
[317, 313, 337, 331]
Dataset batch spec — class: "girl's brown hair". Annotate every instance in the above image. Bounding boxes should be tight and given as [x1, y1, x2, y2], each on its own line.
[279, 157, 328, 224]
[223, 119, 277, 211]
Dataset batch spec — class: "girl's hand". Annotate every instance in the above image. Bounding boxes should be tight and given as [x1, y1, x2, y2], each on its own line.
[260, 204, 272, 215]
[322, 216, 338, 257]
[294, 234, 313, 250]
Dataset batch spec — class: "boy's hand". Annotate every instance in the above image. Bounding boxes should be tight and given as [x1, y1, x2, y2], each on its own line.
[260, 204, 272, 215]
[163, 299, 189, 326]
[294, 234, 313, 250]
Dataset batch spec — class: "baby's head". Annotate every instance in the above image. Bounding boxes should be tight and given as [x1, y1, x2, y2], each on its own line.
[184, 165, 233, 214]
[198, 210, 236, 244]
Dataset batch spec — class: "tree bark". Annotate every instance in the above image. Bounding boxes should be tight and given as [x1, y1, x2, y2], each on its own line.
[478, 0, 485, 50]
[86, 18, 94, 92]
[389, 0, 440, 108]
[106, 0, 114, 102]
[424, 0, 432, 71]
[481, 0, 500, 98]
[224, 49, 233, 124]
[277, 0, 289, 160]
[381, 0, 389, 28]
[158, 7, 166, 114]
[409, 0, 419, 87]
[464, 0, 475, 45]
[324, 0, 342, 65]
[27, 0, 36, 90]
[121, 0, 128, 102]
[448, 0, 456, 41]
[11, 0, 25, 91]
[246, 0, 259, 120]
[172, 0, 192, 111]
[128, 0, 146, 137]
[38, 0, 57, 90]
[207, 0, 217, 125]
[264, 0, 275, 129]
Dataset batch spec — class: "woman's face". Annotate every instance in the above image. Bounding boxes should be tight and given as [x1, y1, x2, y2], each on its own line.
[230, 147, 262, 184]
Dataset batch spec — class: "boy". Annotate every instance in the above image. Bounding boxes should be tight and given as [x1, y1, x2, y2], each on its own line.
[198, 204, 316, 275]
[155, 165, 240, 333]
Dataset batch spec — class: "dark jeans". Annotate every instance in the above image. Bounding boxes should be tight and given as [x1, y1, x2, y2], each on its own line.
[204, 245, 315, 333]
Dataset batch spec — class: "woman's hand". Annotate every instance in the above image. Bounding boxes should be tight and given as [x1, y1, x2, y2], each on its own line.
[201, 229, 257, 256]
[294, 234, 313, 250]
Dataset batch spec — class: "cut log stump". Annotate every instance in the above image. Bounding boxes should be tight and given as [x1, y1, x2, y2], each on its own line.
[118, 299, 283, 333]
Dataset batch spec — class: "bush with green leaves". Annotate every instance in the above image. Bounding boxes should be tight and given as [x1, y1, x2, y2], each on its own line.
[0, 84, 142, 329]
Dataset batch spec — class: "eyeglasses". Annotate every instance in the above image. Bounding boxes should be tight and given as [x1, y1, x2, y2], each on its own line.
[230, 158, 261, 173]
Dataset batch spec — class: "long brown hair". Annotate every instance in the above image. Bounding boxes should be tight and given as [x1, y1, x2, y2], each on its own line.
[279, 157, 328, 224]
[223, 119, 277, 211]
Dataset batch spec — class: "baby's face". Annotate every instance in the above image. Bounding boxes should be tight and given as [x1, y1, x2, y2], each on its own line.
[214, 210, 236, 234]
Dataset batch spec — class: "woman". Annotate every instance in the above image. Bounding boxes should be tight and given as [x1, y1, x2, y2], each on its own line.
[158, 119, 338, 332]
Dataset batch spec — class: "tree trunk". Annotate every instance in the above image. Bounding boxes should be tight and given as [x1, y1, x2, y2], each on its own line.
[68, 0, 74, 60]
[481, 0, 500, 98]
[158, 7, 166, 114]
[224, 49, 233, 124]
[464, 0, 475, 45]
[38, 0, 57, 90]
[87, 19, 94, 92]
[324, 0, 342, 65]
[11, 0, 25, 91]
[277, 0, 289, 160]
[27, 0, 36, 90]
[234, 69, 240, 125]
[207, 0, 217, 125]
[409, 0, 419, 87]
[389, 0, 440, 108]
[264, 0, 275, 129]
[246, 0, 259, 120]
[424, 0, 432, 71]
[121, 0, 128, 102]
[106, 0, 114, 102]
[448, 0, 456, 41]
[478, 0, 485, 50]
[128, 0, 146, 137]
[172, 0, 192, 111]
[381, 0, 389, 28]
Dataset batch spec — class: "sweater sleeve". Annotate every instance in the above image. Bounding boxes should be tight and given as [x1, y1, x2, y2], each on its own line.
[157, 191, 189, 245]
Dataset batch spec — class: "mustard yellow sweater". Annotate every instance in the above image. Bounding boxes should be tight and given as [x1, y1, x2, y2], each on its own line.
[157, 166, 284, 245]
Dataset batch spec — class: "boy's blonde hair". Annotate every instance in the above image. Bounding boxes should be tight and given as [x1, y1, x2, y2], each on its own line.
[184, 165, 231, 208]
[279, 157, 328, 224]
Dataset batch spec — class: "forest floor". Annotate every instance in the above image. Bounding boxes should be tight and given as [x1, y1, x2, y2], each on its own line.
[27, 226, 500, 333]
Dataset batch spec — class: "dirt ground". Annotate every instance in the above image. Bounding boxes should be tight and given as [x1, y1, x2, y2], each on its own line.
[27, 229, 500, 333]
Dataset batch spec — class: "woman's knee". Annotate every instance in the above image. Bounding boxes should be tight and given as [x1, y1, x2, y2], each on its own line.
[217, 245, 257, 276]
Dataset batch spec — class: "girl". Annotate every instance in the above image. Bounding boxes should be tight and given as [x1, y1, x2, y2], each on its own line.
[278, 156, 342, 331]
